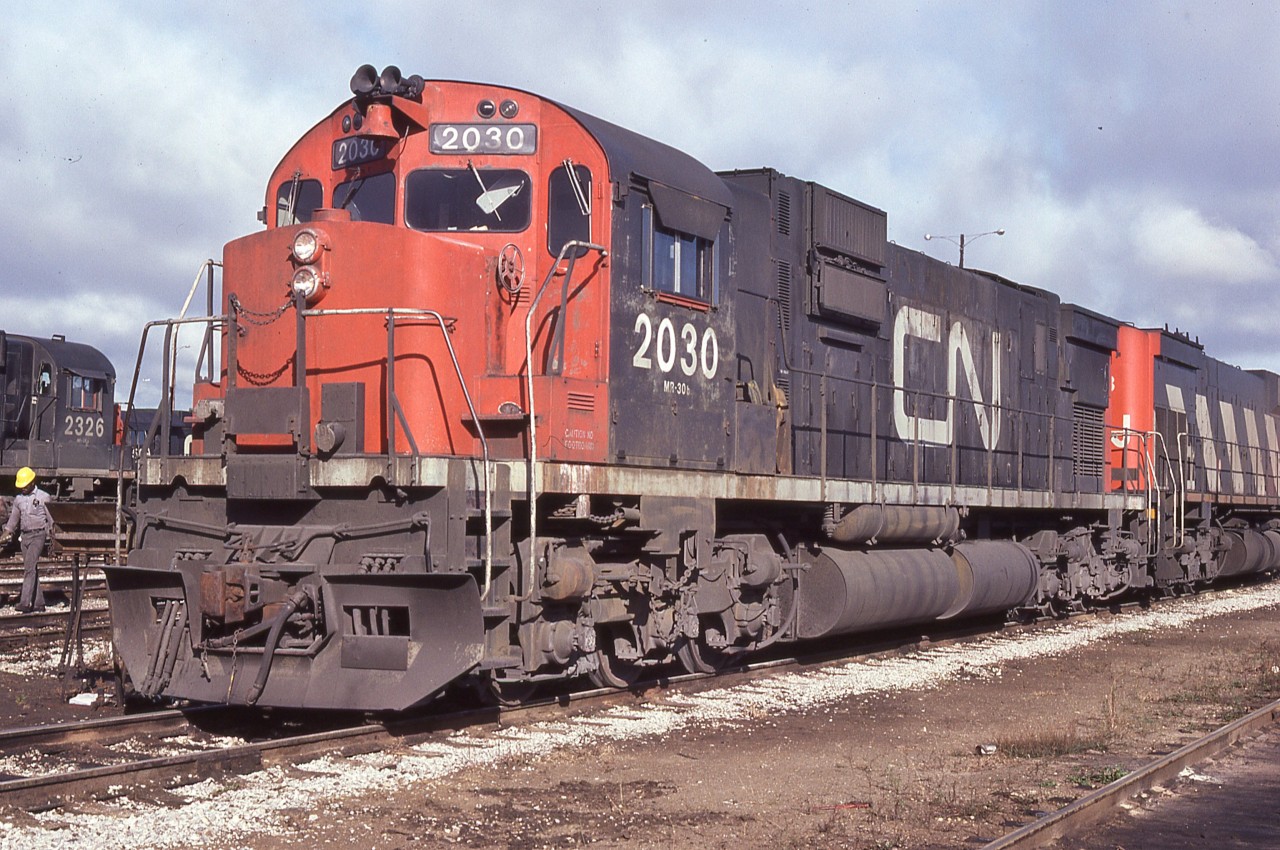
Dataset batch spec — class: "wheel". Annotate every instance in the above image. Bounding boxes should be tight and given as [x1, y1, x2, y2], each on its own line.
[589, 627, 645, 689]
[676, 632, 745, 675]
[485, 674, 537, 707]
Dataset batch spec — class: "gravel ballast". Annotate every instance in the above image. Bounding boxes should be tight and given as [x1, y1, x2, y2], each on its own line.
[3, 582, 1280, 849]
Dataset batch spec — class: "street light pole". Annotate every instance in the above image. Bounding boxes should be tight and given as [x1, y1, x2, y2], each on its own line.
[923, 229, 1005, 269]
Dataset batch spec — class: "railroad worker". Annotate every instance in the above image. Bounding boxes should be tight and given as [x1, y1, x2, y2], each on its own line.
[0, 467, 52, 613]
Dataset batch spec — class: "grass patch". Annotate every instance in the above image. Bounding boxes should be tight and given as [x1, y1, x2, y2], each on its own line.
[994, 729, 1110, 759]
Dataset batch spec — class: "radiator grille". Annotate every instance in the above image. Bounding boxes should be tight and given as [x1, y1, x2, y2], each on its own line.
[1072, 403, 1106, 479]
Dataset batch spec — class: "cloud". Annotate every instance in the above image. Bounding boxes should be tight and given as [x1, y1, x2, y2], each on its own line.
[3, 1, 1280, 388]
[1132, 202, 1277, 284]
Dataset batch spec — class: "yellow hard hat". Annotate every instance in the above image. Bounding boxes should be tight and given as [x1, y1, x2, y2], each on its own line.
[15, 467, 35, 489]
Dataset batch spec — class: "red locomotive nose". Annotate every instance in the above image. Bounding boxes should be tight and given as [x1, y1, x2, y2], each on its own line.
[223, 216, 498, 458]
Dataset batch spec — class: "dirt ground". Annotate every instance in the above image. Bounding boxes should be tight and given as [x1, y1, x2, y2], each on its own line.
[3, 601, 1279, 849]
[272, 603, 1278, 849]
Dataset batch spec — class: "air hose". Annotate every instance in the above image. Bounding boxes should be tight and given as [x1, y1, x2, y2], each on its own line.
[244, 588, 313, 706]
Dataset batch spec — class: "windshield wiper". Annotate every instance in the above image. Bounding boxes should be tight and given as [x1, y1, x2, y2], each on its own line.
[338, 177, 365, 211]
[468, 160, 524, 221]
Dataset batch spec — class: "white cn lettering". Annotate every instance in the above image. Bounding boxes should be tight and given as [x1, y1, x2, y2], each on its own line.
[1243, 408, 1265, 496]
[1194, 394, 1220, 492]
[1266, 414, 1280, 498]
[892, 304, 1002, 451]
[1218, 400, 1245, 494]
[1166, 384, 1196, 492]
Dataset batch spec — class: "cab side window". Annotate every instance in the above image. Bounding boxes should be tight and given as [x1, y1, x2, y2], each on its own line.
[547, 164, 592, 256]
[69, 375, 101, 411]
[642, 205, 718, 303]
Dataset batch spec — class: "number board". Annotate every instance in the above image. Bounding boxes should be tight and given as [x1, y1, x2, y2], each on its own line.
[429, 123, 537, 155]
[332, 136, 390, 170]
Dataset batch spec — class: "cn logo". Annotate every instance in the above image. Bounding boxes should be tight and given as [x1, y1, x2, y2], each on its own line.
[891, 304, 1002, 451]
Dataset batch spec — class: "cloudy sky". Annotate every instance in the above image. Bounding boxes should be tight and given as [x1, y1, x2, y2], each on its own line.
[3, 2, 1278, 404]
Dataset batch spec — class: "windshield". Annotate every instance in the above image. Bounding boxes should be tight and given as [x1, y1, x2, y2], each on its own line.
[404, 168, 531, 232]
[275, 178, 323, 226]
[333, 171, 396, 224]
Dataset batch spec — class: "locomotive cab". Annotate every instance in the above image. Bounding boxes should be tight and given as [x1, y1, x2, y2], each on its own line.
[0, 332, 118, 493]
[107, 68, 756, 710]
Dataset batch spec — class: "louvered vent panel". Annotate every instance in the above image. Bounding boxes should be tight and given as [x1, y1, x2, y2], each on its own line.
[776, 262, 793, 332]
[777, 192, 792, 236]
[1072, 403, 1106, 479]
[567, 392, 595, 412]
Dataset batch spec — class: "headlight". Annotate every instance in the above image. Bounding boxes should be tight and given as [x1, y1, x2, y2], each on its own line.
[292, 229, 322, 263]
[291, 266, 325, 300]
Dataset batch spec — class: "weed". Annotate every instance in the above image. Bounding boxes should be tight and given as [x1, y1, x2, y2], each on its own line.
[995, 730, 1109, 759]
[1102, 677, 1119, 735]
[1067, 766, 1128, 788]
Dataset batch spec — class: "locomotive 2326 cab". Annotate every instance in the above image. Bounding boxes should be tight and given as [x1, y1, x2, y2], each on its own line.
[105, 66, 1280, 711]
[0, 330, 125, 556]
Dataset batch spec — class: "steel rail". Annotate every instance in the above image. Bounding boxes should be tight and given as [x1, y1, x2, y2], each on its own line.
[2, 577, 1273, 815]
[0, 707, 196, 752]
[0, 724, 390, 812]
[0, 614, 1000, 813]
[0, 608, 109, 642]
[982, 695, 1280, 849]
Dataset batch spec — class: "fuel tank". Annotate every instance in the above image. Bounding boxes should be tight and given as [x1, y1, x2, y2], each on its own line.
[940, 541, 1039, 620]
[1220, 529, 1274, 578]
[796, 547, 958, 639]
[795, 540, 1039, 640]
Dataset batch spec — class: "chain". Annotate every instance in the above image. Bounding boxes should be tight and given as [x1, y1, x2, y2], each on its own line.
[230, 293, 293, 327]
[229, 293, 295, 385]
[237, 354, 294, 386]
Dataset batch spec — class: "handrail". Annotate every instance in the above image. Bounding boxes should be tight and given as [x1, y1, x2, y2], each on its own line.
[1149, 429, 1185, 548]
[1110, 427, 1165, 555]
[301, 306, 495, 593]
[1174, 428, 1278, 502]
[117, 314, 226, 563]
[880, 379, 1066, 496]
[174, 259, 222, 385]
[523, 240, 608, 596]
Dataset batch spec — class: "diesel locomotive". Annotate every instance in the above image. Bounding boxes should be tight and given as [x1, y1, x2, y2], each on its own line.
[105, 66, 1280, 711]
[0, 331, 125, 555]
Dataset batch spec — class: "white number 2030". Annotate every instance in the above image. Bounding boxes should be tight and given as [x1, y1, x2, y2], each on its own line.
[632, 314, 719, 380]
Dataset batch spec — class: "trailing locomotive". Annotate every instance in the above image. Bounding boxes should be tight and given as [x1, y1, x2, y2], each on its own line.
[105, 66, 1280, 711]
[0, 330, 125, 555]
